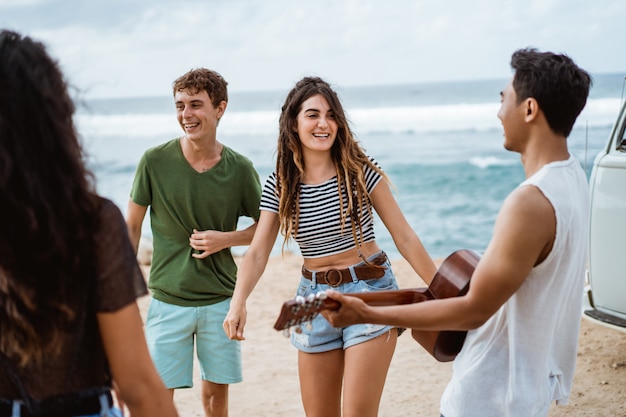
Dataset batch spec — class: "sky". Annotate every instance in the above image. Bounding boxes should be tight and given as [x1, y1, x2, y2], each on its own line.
[1, 0, 624, 99]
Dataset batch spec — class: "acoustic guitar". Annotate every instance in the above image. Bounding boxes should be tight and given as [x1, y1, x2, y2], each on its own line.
[273, 249, 480, 362]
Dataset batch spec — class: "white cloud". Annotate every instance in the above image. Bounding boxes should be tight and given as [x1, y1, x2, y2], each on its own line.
[2, 0, 624, 98]
[0, 0, 43, 6]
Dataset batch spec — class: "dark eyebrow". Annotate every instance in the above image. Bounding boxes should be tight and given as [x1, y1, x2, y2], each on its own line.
[175, 99, 205, 106]
[304, 108, 334, 115]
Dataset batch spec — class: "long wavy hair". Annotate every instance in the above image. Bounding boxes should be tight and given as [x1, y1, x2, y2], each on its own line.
[0, 30, 101, 366]
[276, 77, 388, 256]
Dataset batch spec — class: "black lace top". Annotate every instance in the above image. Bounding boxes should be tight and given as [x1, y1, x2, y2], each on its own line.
[0, 198, 147, 400]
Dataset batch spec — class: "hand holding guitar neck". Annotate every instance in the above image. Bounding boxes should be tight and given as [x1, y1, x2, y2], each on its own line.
[273, 249, 480, 362]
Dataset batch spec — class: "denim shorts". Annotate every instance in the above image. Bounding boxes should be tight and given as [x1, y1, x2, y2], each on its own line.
[2, 393, 121, 417]
[79, 406, 123, 417]
[145, 297, 242, 388]
[290, 253, 399, 353]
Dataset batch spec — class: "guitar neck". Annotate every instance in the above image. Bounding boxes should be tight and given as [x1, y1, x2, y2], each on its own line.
[319, 288, 432, 310]
[347, 288, 432, 306]
[273, 288, 432, 331]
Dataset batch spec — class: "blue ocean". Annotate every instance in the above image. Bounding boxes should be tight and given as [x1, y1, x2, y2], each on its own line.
[76, 73, 625, 260]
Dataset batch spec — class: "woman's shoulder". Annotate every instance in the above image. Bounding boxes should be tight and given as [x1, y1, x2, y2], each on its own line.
[365, 155, 380, 167]
[362, 155, 383, 174]
[96, 196, 120, 215]
[93, 196, 126, 232]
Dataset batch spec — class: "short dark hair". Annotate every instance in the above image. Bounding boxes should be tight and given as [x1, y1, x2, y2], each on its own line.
[511, 47, 592, 137]
[172, 68, 228, 107]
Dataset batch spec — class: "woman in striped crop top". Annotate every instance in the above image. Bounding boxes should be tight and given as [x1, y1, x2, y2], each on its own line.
[224, 76, 437, 417]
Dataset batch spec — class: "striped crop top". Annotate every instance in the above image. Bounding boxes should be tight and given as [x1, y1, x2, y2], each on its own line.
[259, 158, 383, 258]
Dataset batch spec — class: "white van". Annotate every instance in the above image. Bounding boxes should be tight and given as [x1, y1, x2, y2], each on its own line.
[584, 98, 626, 332]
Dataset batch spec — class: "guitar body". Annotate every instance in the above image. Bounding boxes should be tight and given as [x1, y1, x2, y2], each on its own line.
[410, 249, 480, 362]
[273, 249, 481, 362]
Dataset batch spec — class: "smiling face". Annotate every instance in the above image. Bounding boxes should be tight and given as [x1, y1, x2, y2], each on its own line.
[295, 94, 338, 154]
[175, 88, 225, 142]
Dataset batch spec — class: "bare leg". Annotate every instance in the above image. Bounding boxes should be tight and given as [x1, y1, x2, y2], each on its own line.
[298, 349, 344, 417]
[342, 330, 398, 417]
[201, 380, 228, 417]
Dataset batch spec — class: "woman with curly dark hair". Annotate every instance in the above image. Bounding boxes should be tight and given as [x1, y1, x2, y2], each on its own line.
[224, 76, 436, 417]
[0, 29, 178, 417]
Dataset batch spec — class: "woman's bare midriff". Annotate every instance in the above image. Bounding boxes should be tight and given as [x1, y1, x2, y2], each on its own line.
[302, 241, 383, 271]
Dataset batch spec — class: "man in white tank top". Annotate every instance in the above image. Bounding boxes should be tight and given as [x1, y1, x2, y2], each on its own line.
[321, 48, 592, 417]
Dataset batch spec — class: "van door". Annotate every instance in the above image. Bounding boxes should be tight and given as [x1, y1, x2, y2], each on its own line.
[586, 100, 626, 326]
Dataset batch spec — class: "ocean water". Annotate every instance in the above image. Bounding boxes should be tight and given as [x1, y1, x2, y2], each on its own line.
[76, 73, 625, 260]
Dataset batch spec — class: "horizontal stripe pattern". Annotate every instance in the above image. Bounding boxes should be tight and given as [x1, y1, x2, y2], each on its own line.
[260, 158, 383, 258]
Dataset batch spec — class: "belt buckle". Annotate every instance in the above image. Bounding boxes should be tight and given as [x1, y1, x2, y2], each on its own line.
[323, 269, 342, 287]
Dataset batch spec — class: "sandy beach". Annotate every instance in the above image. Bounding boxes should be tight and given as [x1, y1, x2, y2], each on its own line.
[135, 251, 626, 417]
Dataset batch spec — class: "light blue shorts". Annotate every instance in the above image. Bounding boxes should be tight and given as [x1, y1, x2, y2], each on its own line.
[290, 253, 399, 353]
[145, 297, 242, 388]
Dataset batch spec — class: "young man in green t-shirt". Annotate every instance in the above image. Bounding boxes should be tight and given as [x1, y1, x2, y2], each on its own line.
[126, 68, 261, 417]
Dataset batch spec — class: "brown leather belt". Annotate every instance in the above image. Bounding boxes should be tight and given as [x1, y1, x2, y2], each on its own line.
[301, 252, 388, 287]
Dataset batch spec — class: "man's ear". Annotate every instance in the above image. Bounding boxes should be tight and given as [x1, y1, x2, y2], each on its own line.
[524, 98, 539, 121]
[218, 100, 227, 116]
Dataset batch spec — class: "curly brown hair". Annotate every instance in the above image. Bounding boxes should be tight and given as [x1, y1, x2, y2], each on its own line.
[0, 30, 100, 366]
[275, 77, 388, 256]
[172, 67, 228, 107]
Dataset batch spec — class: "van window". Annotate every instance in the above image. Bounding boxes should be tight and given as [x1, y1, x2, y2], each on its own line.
[618, 128, 626, 151]
[617, 107, 626, 151]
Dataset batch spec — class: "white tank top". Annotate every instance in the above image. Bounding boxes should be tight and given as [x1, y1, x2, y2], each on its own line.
[440, 156, 590, 417]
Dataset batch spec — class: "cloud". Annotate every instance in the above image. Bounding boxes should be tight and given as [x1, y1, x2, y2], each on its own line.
[1, 0, 624, 98]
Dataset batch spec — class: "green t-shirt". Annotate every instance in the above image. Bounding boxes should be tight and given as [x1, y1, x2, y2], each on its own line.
[130, 138, 261, 306]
